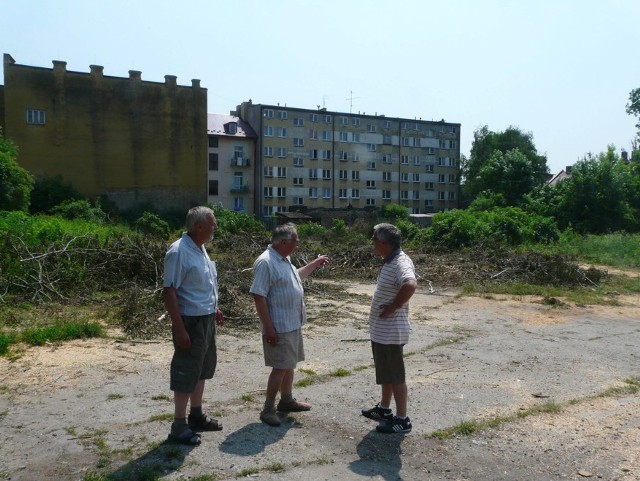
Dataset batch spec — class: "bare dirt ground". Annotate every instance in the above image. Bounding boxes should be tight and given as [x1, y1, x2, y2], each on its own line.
[1, 279, 639, 481]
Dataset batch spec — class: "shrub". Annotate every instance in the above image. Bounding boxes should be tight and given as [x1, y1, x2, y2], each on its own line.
[49, 199, 107, 224]
[134, 212, 171, 239]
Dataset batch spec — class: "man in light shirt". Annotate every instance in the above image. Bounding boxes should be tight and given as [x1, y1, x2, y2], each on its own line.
[361, 223, 417, 434]
[250, 223, 329, 427]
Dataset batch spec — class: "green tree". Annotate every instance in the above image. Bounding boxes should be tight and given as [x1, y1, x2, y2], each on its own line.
[0, 129, 34, 212]
[30, 174, 84, 214]
[461, 126, 549, 205]
[625, 87, 640, 148]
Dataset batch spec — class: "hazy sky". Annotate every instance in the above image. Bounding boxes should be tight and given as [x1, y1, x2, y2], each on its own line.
[2, 0, 639, 173]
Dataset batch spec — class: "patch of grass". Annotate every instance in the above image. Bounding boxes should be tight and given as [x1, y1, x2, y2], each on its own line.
[151, 394, 170, 401]
[83, 472, 109, 481]
[353, 364, 370, 371]
[298, 367, 316, 375]
[241, 393, 253, 402]
[65, 426, 77, 436]
[266, 462, 286, 473]
[106, 393, 124, 401]
[20, 320, 104, 347]
[329, 368, 351, 377]
[0, 409, 8, 418]
[294, 376, 315, 388]
[147, 413, 173, 422]
[236, 467, 260, 477]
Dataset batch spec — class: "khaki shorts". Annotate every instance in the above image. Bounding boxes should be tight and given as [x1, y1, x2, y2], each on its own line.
[170, 314, 217, 393]
[371, 341, 405, 385]
[263, 328, 305, 369]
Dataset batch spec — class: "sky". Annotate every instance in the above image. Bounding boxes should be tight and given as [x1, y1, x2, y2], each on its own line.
[2, 0, 639, 174]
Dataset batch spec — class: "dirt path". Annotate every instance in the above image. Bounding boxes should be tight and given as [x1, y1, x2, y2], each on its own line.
[0, 282, 639, 481]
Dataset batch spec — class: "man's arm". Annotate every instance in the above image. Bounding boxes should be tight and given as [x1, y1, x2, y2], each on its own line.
[163, 286, 190, 349]
[253, 294, 277, 345]
[297, 255, 330, 281]
[379, 278, 418, 319]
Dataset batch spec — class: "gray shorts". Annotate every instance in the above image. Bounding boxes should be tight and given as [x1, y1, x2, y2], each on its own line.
[170, 314, 217, 393]
[263, 328, 305, 369]
[371, 341, 405, 385]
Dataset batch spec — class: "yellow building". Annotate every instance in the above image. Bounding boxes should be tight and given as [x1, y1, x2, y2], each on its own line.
[1, 54, 207, 211]
[234, 100, 461, 219]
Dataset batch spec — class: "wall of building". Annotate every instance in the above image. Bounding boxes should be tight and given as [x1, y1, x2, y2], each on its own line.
[2, 54, 207, 211]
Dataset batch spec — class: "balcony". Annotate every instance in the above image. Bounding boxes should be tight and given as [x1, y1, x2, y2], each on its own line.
[230, 184, 250, 193]
[230, 157, 250, 167]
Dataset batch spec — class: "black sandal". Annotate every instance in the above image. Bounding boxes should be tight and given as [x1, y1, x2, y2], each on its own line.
[188, 413, 223, 431]
[167, 427, 201, 445]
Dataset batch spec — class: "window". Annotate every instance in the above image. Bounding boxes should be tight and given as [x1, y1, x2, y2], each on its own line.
[227, 122, 238, 134]
[351, 171, 360, 181]
[208, 180, 218, 195]
[233, 172, 244, 190]
[208, 153, 218, 170]
[277, 110, 287, 120]
[448, 191, 456, 201]
[338, 150, 348, 161]
[309, 187, 318, 198]
[277, 127, 287, 137]
[366, 198, 376, 206]
[294, 137, 304, 147]
[425, 199, 434, 207]
[383, 171, 392, 182]
[401, 172, 409, 182]
[351, 132, 360, 142]
[339, 169, 348, 180]
[264, 166, 273, 177]
[425, 182, 434, 190]
[367, 143, 376, 152]
[425, 164, 434, 173]
[448, 140, 457, 149]
[382, 190, 391, 200]
[320, 149, 331, 160]
[309, 168, 319, 179]
[382, 154, 392, 164]
[309, 129, 318, 139]
[413, 191, 420, 200]
[438, 174, 446, 184]
[293, 117, 304, 126]
[293, 157, 304, 166]
[339, 132, 348, 142]
[208, 137, 218, 148]
[401, 122, 410, 129]
[293, 197, 304, 205]
[413, 155, 421, 165]
[322, 130, 332, 141]
[367, 124, 377, 133]
[263, 109, 274, 118]
[293, 177, 304, 186]
[276, 187, 286, 198]
[234, 197, 244, 211]
[413, 138, 421, 147]
[367, 161, 376, 170]
[401, 191, 409, 200]
[339, 116, 348, 125]
[324, 115, 332, 123]
[425, 147, 435, 155]
[277, 147, 287, 157]
[322, 187, 331, 198]
[264, 126, 273, 136]
[277, 167, 287, 178]
[309, 113, 318, 122]
[322, 169, 332, 180]
[309, 149, 318, 160]
[366, 180, 376, 189]
[352, 117, 360, 126]
[350, 152, 360, 161]
[438, 191, 446, 201]
[401, 155, 409, 165]
[351, 188, 360, 198]
[413, 173, 420, 183]
[384, 120, 391, 129]
[383, 135, 392, 145]
[339, 189, 348, 198]
[264, 147, 273, 157]
[449, 174, 456, 183]
[425, 128, 435, 137]
[264, 187, 274, 198]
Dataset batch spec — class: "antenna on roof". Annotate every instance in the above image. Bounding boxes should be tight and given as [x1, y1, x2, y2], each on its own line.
[346, 90, 360, 114]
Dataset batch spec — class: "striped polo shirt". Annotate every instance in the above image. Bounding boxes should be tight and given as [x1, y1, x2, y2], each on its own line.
[369, 249, 416, 345]
[250, 245, 306, 334]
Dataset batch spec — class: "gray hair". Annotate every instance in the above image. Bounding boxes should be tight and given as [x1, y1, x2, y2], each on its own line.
[185, 206, 215, 232]
[373, 223, 402, 250]
[272, 222, 297, 243]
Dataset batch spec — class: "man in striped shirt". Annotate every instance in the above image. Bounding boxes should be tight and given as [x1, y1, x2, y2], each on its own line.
[250, 223, 330, 427]
[361, 223, 417, 433]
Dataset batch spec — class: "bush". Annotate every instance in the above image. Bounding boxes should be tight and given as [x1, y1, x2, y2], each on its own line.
[30, 174, 84, 214]
[134, 212, 171, 239]
[379, 203, 410, 221]
[49, 199, 107, 224]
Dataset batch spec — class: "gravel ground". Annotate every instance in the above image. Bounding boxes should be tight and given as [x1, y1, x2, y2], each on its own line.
[0, 280, 639, 481]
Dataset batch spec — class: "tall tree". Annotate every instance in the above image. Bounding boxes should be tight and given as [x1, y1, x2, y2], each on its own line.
[461, 126, 549, 205]
[626, 87, 640, 154]
[0, 129, 34, 212]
